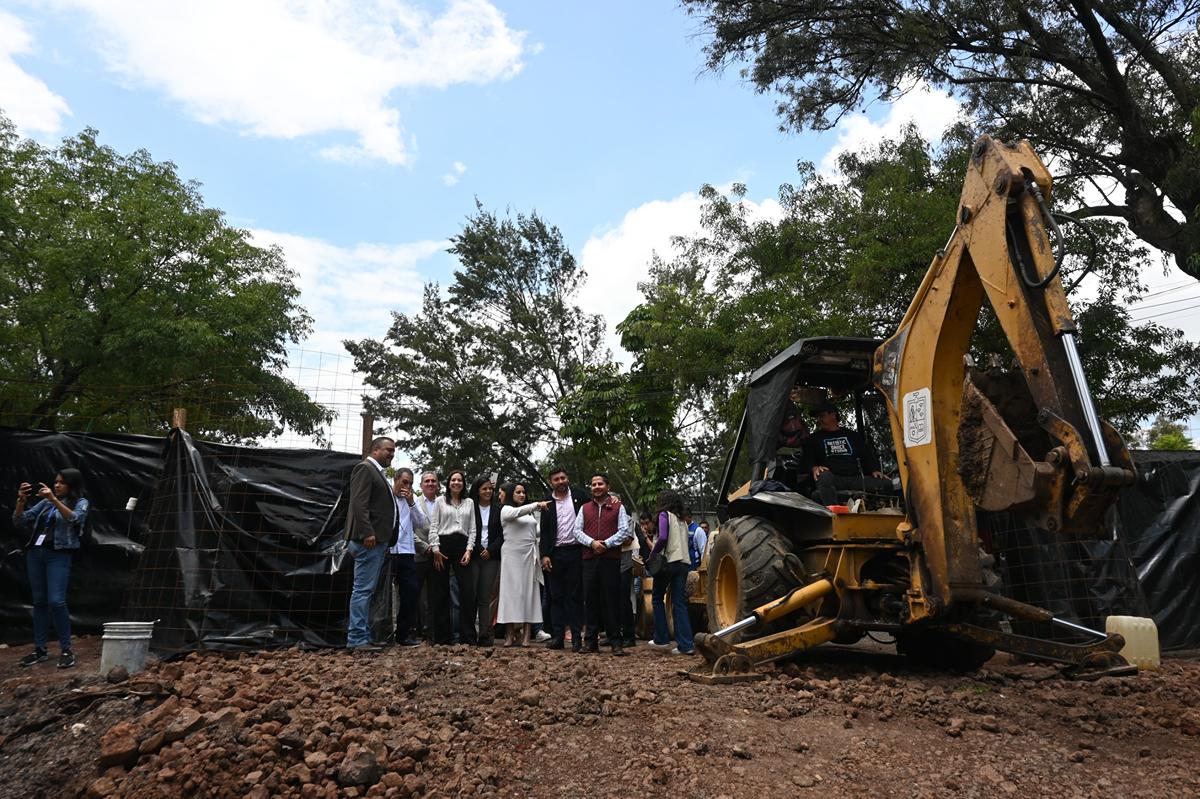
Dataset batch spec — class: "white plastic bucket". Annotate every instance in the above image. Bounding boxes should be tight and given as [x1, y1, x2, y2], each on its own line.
[99, 621, 156, 675]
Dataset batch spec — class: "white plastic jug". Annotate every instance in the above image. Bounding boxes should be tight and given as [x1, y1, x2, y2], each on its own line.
[1105, 615, 1160, 671]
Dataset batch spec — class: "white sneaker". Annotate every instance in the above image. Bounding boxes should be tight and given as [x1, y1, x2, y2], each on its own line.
[670, 647, 696, 655]
[534, 630, 552, 642]
[646, 641, 672, 651]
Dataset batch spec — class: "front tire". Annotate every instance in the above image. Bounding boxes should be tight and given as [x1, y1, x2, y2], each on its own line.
[706, 515, 798, 642]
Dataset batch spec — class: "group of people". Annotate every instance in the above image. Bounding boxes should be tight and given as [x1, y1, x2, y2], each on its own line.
[343, 437, 700, 657]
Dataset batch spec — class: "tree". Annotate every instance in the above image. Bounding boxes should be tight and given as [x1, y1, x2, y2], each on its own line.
[0, 116, 330, 442]
[624, 128, 1200, 454]
[347, 205, 607, 483]
[682, 0, 1200, 280]
[1145, 417, 1196, 449]
[558, 312, 686, 509]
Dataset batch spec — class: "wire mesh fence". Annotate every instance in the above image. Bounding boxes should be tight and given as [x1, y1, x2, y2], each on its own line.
[982, 513, 1149, 644]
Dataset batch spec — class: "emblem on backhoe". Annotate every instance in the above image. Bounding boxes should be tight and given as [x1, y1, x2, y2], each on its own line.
[903, 388, 932, 447]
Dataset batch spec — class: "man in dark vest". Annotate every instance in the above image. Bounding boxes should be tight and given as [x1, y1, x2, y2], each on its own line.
[573, 472, 631, 656]
[539, 467, 588, 651]
[344, 436, 398, 651]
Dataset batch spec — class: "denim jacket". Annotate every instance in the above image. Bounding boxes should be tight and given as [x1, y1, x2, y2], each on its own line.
[15, 498, 90, 550]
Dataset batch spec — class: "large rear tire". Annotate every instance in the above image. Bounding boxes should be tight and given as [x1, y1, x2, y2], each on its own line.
[896, 548, 1001, 671]
[706, 515, 798, 642]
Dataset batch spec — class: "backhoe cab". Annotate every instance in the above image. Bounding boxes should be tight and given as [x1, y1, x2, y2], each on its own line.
[694, 137, 1137, 683]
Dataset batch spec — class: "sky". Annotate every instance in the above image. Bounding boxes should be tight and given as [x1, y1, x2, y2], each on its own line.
[1, 1, 1195, 450]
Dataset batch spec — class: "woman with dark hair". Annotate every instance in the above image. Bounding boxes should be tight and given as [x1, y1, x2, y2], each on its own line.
[496, 481, 549, 646]
[428, 469, 477, 645]
[14, 468, 90, 668]
[646, 489, 695, 655]
[469, 475, 503, 646]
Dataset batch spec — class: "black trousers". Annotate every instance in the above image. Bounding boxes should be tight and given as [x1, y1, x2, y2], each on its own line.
[391, 553, 419, 642]
[421, 557, 452, 644]
[548, 545, 584, 643]
[619, 563, 636, 644]
[582, 557, 622, 648]
[814, 471, 894, 505]
[471, 555, 500, 644]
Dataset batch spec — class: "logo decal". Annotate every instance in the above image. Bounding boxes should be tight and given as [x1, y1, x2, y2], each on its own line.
[903, 388, 932, 447]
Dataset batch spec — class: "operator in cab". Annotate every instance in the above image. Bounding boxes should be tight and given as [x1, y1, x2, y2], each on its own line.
[805, 400, 892, 506]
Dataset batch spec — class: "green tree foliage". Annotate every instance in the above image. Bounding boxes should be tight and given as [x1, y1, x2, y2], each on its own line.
[558, 310, 686, 509]
[682, 0, 1200, 280]
[1145, 417, 1196, 450]
[625, 129, 1200, 455]
[0, 117, 329, 441]
[346, 205, 606, 483]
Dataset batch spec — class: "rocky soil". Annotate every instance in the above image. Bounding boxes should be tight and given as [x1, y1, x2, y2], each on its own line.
[1, 636, 1197, 798]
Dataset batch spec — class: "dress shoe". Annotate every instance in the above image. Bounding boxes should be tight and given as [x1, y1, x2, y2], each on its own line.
[546, 638, 565, 650]
[623, 638, 636, 647]
[584, 642, 600, 654]
[348, 643, 384, 653]
[399, 638, 422, 647]
[612, 645, 629, 657]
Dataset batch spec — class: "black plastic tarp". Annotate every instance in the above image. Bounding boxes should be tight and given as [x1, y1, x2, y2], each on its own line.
[1113, 451, 1200, 650]
[1, 427, 363, 650]
[1, 428, 160, 639]
[122, 429, 362, 651]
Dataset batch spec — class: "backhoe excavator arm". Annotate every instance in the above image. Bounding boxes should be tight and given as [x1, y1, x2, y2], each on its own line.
[873, 136, 1136, 609]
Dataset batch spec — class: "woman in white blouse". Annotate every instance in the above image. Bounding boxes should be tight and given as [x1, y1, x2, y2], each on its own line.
[469, 475, 503, 646]
[496, 481, 549, 647]
[428, 470, 477, 645]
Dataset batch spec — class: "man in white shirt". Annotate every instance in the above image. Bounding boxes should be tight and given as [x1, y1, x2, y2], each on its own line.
[539, 467, 588, 651]
[416, 472, 451, 643]
[573, 472, 632, 656]
[389, 468, 427, 647]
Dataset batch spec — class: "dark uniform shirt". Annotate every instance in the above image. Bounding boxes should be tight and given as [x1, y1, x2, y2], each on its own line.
[805, 426, 880, 476]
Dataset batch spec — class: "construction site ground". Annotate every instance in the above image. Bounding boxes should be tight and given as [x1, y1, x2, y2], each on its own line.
[1, 635, 1197, 799]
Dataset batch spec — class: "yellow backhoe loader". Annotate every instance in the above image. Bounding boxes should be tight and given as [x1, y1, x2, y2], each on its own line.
[694, 136, 1137, 682]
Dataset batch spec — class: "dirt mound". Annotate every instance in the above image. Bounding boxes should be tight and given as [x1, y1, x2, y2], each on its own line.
[1, 640, 1197, 798]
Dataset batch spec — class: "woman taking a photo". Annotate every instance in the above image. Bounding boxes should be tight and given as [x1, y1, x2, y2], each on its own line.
[13, 468, 89, 668]
[469, 475, 504, 647]
[428, 469, 477, 645]
[646, 489, 695, 656]
[496, 481, 548, 647]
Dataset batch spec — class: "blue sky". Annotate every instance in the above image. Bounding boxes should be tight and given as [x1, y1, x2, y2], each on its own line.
[2, 1, 1194, 449]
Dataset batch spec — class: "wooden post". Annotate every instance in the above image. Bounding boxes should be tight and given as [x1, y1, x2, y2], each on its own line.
[172, 407, 187, 430]
[360, 412, 374, 456]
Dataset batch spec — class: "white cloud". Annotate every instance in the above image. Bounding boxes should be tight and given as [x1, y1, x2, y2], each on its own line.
[59, 0, 529, 165]
[578, 190, 783, 360]
[249, 229, 451, 450]
[442, 160, 467, 186]
[0, 10, 71, 137]
[251, 229, 447, 355]
[819, 83, 961, 174]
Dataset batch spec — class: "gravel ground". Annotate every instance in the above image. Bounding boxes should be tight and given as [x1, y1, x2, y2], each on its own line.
[0, 636, 1197, 798]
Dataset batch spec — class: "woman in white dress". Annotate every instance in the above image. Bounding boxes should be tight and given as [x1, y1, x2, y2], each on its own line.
[496, 481, 549, 647]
